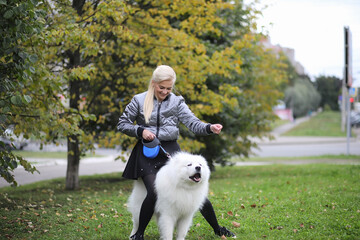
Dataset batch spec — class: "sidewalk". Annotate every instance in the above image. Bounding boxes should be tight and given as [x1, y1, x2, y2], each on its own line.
[0, 155, 127, 188]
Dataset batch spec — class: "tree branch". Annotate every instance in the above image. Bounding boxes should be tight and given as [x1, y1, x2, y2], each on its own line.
[2, 113, 40, 118]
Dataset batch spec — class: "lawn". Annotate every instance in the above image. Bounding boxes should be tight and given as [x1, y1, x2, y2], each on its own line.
[13, 151, 103, 159]
[1, 164, 359, 239]
[283, 111, 347, 137]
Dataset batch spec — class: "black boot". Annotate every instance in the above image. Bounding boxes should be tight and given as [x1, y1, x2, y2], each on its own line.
[214, 226, 236, 238]
[130, 233, 144, 240]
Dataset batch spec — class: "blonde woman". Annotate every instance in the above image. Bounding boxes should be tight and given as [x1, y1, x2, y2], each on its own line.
[118, 65, 235, 240]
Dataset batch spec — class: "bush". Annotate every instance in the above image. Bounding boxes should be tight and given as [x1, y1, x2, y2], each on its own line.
[284, 78, 321, 118]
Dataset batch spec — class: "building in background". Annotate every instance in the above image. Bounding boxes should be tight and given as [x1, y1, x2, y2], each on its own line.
[261, 37, 305, 75]
[261, 37, 305, 121]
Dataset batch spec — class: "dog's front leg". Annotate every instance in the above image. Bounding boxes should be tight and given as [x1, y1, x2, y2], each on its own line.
[158, 214, 175, 240]
[175, 215, 193, 240]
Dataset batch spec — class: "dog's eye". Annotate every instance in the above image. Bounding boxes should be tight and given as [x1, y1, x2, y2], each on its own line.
[187, 163, 192, 166]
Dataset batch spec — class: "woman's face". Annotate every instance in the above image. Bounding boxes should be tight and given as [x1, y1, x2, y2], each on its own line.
[153, 80, 173, 102]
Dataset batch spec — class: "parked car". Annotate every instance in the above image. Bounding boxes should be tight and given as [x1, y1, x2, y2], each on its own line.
[0, 137, 28, 150]
[350, 111, 360, 127]
[0, 126, 28, 150]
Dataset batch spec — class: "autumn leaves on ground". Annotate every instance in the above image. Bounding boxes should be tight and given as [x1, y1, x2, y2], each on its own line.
[1, 164, 359, 239]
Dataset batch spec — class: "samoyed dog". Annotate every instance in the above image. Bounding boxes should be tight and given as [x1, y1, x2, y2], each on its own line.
[128, 152, 211, 240]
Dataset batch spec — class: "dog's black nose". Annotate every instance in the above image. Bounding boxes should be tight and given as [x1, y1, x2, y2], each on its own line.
[195, 166, 201, 171]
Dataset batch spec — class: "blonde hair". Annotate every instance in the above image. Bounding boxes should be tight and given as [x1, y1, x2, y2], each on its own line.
[144, 65, 176, 123]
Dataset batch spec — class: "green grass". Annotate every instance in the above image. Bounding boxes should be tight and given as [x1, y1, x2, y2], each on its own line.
[1, 164, 359, 239]
[13, 151, 104, 159]
[283, 111, 347, 137]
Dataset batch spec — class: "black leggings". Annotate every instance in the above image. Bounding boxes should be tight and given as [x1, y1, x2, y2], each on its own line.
[133, 174, 221, 236]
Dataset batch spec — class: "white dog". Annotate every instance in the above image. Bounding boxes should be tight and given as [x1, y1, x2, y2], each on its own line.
[127, 152, 211, 240]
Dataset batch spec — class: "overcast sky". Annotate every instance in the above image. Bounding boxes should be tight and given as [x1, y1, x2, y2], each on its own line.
[253, 0, 360, 85]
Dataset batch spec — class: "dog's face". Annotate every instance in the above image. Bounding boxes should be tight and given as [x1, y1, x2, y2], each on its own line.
[171, 152, 210, 185]
[186, 161, 205, 183]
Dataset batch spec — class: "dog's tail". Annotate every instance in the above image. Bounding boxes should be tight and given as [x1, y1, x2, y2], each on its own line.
[127, 179, 147, 237]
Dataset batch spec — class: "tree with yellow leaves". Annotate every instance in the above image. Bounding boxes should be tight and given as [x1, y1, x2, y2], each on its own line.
[1, 0, 288, 188]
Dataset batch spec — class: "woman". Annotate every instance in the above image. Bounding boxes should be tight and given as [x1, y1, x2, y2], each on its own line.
[118, 65, 235, 240]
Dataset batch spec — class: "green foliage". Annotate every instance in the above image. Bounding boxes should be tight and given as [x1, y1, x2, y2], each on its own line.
[315, 75, 342, 111]
[284, 78, 321, 118]
[0, 164, 359, 239]
[1, 0, 289, 186]
[185, 0, 288, 167]
[0, 0, 48, 186]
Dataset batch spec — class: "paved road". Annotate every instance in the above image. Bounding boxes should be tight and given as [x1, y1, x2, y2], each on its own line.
[1, 116, 359, 188]
[251, 136, 360, 157]
[0, 154, 127, 188]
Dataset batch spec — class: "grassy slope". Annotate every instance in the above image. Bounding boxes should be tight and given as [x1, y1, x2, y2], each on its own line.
[283, 111, 346, 137]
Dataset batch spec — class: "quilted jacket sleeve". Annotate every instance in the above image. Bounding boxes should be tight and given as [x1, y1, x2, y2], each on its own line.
[177, 96, 212, 136]
[117, 96, 141, 138]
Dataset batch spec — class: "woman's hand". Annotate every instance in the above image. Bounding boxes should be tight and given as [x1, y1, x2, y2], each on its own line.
[142, 129, 156, 141]
[210, 124, 223, 134]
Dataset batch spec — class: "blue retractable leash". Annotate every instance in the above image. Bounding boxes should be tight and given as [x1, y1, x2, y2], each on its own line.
[142, 137, 170, 159]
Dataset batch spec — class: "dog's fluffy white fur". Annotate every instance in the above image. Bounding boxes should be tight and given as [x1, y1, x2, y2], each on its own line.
[127, 152, 210, 240]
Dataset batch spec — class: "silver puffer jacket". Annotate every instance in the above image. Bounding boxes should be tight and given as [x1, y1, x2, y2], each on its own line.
[117, 92, 211, 141]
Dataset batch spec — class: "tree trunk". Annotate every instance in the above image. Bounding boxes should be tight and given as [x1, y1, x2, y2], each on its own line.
[65, 0, 85, 190]
[65, 48, 81, 190]
[66, 135, 80, 190]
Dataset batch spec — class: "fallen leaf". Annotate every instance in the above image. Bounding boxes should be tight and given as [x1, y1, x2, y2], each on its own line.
[251, 204, 256, 208]
[227, 211, 233, 216]
[300, 223, 304, 228]
[98, 223, 103, 228]
[293, 229, 298, 233]
[232, 221, 241, 228]
[309, 225, 314, 229]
